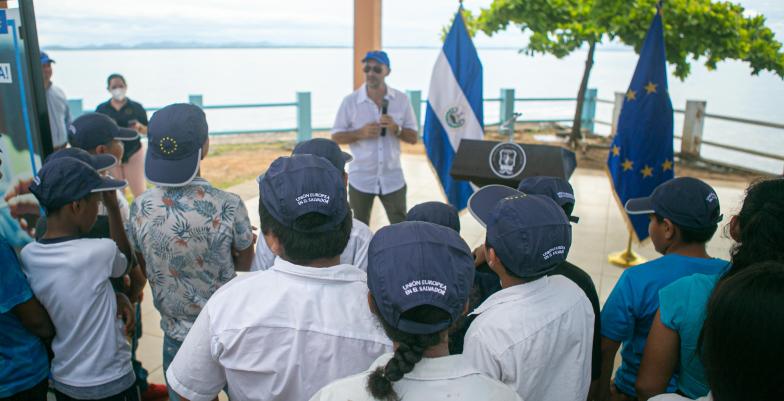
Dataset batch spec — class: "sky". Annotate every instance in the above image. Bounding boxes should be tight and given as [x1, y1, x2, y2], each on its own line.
[14, 0, 784, 49]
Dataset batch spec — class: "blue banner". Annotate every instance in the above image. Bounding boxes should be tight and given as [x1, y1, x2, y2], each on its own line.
[0, 10, 8, 34]
[607, 8, 674, 241]
[423, 7, 483, 211]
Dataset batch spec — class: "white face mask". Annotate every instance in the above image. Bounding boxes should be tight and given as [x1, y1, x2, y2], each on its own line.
[110, 88, 126, 102]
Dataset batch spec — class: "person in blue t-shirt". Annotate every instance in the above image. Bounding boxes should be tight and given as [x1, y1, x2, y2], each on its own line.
[0, 237, 54, 401]
[598, 177, 730, 401]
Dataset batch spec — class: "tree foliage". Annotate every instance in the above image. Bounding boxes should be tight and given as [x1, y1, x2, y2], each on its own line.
[473, 0, 784, 80]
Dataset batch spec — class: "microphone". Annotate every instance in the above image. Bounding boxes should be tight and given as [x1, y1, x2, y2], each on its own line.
[380, 99, 389, 136]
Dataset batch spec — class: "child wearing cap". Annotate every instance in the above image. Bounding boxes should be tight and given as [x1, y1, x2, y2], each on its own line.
[166, 154, 391, 401]
[310, 221, 521, 401]
[20, 157, 138, 401]
[251, 138, 372, 272]
[598, 177, 729, 401]
[463, 187, 595, 401]
[126, 103, 254, 401]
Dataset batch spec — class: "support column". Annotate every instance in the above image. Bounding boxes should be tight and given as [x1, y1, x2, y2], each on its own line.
[682, 100, 706, 160]
[354, 0, 382, 90]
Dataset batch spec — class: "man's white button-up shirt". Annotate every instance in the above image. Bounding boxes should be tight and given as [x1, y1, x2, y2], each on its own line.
[166, 258, 392, 401]
[331, 84, 417, 195]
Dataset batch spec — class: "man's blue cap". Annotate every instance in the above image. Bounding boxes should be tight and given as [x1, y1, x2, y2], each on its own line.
[145, 103, 209, 187]
[44, 147, 117, 172]
[368, 221, 474, 335]
[292, 138, 353, 172]
[40, 52, 55, 64]
[469, 185, 572, 277]
[518, 176, 580, 223]
[29, 158, 127, 211]
[69, 113, 139, 151]
[406, 201, 461, 233]
[362, 50, 390, 69]
[259, 154, 348, 233]
[625, 177, 722, 229]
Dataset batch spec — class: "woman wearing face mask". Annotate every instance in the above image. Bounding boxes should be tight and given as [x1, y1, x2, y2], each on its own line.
[95, 73, 148, 197]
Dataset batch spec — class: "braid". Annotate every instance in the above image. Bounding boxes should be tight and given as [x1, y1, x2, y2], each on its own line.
[367, 305, 451, 401]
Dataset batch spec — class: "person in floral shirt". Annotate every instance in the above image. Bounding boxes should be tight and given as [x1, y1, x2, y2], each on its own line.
[127, 103, 254, 401]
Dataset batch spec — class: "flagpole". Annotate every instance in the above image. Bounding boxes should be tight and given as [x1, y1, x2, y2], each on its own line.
[608, 232, 647, 267]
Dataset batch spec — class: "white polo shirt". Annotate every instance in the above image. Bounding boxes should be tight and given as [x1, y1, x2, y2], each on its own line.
[464, 275, 594, 401]
[310, 353, 522, 401]
[331, 84, 418, 195]
[251, 218, 372, 272]
[166, 258, 393, 401]
[20, 237, 131, 388]
[651, 393, 712, 401]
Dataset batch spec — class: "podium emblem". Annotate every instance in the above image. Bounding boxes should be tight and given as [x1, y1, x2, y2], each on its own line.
[445, 107, 466, 128]
[489, 142, 526, 179]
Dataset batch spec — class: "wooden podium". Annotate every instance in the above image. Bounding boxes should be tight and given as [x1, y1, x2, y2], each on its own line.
[450, 139, 577, 188]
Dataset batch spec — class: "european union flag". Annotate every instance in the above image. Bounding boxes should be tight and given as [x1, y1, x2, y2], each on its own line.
[608, 7, 674, 242]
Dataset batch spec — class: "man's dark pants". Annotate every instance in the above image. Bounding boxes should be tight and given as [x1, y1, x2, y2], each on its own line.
[349, 184, 407, 225]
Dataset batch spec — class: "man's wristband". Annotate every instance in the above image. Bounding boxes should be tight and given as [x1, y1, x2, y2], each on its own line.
[395, 125, 402, 137]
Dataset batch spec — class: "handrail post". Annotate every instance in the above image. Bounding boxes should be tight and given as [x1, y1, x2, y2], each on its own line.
[67, 98, 84, 119]
[296, 92, 312, 143]
[188, 94, 204, 107]
[581, 88, 597, 134]
[405, 90, 422, 131]
[682, 100, 706, 160]
[499, 88, 515, 125]
[610, 91, 625, 137]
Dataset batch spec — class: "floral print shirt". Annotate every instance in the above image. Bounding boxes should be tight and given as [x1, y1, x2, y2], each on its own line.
[128, 178, 253, 341]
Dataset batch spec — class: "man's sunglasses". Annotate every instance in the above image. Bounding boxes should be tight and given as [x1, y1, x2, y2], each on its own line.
[363, 65, 384, 74]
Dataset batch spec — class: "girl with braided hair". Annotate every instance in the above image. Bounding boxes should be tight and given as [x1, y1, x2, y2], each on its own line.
[309, 221, 521, 401]
[637, 177, 784, 401]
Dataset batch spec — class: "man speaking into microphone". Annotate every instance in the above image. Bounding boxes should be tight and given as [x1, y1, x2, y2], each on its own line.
[332, 50, 418, 225]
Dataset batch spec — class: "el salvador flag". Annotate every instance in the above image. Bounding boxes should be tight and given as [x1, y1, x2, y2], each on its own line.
[423, 7, 483, 211]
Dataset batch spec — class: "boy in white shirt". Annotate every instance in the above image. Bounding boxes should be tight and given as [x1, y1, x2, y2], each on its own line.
[21, 157, 137, 401]
[166, 154, 391, 401]
[463, 185, 594, 401]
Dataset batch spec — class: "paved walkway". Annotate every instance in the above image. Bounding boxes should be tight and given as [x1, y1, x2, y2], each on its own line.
[136, 152, 748, 390]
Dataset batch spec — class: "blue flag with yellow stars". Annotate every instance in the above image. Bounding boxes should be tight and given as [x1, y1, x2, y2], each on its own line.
[608, 7, 674, 242]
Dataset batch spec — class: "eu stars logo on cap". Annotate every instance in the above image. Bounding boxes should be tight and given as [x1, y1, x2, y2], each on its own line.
[29, 157, 127, 211]
[145, 103, 209, 187]
[367, 221, 474, 335]
[625, 176, 722, 229]
[69, 113, 139, 151]
[259, 154, 348, 233]
[469, 185, 572, 278]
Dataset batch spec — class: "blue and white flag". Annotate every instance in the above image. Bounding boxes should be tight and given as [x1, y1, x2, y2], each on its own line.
[423, 7, 483, 211]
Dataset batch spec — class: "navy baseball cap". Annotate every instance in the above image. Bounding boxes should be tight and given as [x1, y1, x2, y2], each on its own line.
[625, 177, 722, 229]
[518, 176, 580, 223]
[40, 52, 55, 64]
[145, 103, 209, 187]
[259, 154, 348, 233]
[362, 50, 390, 69]
[44, 148, 117, 172]
[29, 157, 127, 211]
[368, 221, 474, 335]
[406, 201, 461, 233]
[469, 185, 572, 277]
[292, 138, 353, 172]
[69, 113, 139, 150]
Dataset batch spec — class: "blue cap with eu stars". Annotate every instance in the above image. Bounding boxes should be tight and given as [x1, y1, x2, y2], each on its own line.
[29, 157, 127, 211]
[259, 154, 348, 233]
[518, 176, 580, 223]
[625, 177, 722, 229]
[406, 201, 461, 233]
[145, 103, 209, 187]
[367, 221, 474, 335]
[292, 138, 353, 172]
[362, 50, 390, 68]
[469, 185, 572, 277]
[68, 112, 139, 151]
[44, 147, 117, 172]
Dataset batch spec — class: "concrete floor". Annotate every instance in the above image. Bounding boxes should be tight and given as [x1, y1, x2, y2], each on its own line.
[136, 152, 748, 392]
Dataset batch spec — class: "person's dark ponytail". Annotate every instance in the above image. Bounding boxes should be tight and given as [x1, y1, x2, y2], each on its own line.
[367, 305, 450, 401]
